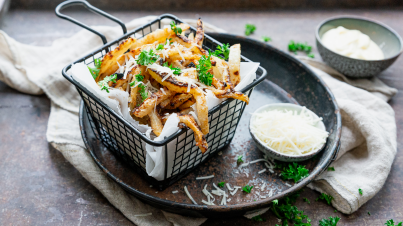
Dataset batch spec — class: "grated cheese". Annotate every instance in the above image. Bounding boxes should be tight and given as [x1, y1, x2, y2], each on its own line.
[172, 190, 178, 194]
[268, 189, 273, 197]
[196, 175, 214, 180]
[160, 88, 166, 95]
[258, 169, 267, 174]
[285, 183, 292, 187]
[261, 183, 266, 191]
[134, 213, 152, 217]
[184, 186, 197, 205]
[226, 183, 234, 191]
[251, 107, 329, 155]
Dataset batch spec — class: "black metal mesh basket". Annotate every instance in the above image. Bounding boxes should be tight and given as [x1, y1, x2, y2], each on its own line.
[57, 0, 267, 190]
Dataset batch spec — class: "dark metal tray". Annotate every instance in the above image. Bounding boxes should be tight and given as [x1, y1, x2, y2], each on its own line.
[79, 33, 341, 218]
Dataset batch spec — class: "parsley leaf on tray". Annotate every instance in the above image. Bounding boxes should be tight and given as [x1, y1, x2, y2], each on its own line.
[262, 36, 272, 42]
[288, 40, 315, 58]
[385, 219, 403, 226]
[319, 216, 340, 226]
[276, 162, 310, 183]
[245, 24, 256, 36]
[217, 182, 225, 188]
[251, 215, 266, 222]
[98, 74, 117, 93]
[303, 197, 310, 204]
[272, 191, 311, 226]
[327, 167, 335, 171]
[237, 155, 244, 164]
[242, 185, 253, 193]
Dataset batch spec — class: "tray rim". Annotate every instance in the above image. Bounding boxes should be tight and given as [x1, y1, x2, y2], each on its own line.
[79, 33, 342, 215]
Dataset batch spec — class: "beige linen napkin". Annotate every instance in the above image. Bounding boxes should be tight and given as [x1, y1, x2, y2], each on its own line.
[0, 15, 397, 224]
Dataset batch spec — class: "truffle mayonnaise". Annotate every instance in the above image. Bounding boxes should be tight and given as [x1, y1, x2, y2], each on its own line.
[321, 26, 384, 60]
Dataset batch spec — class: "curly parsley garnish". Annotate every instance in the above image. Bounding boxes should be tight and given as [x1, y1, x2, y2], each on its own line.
[212, 43, 230, 60]
[251, 215, 266, 222]
[217, 182, 225, 188]
[385, 219, 403, 226]
[98, 74, 117, 93]
[163, 62, 181, 75]
[170, 21, 182, 35]
[272, 191, 311, 226]
[288, 40, 315, 58]
[88, 58, 102, 79]
[136, 49, 158, 66]
[316, 193, 333, 205]
[327, 167, 335, 171]
[262, 36, 272, 42]
[245, 24, 256, 36]
[129, 72, 148, 103]
[242, 185, 253, 193]
[196, 52, 214, 86]
[319, 216, 340, 226]
[303, 197, 310, 204]
[359, 188, 363, 195]
[237, 155, 244, 164]
[156, 44, 164, 50]
[276, 162, 310, 183]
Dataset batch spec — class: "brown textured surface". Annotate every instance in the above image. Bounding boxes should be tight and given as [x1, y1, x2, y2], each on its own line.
[0, 9, 402, 225]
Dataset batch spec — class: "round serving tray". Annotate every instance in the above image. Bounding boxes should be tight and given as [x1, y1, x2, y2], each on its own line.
[79, 33, 341, 218]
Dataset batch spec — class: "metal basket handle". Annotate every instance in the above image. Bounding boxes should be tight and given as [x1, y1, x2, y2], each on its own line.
[55, 0, 127, 44]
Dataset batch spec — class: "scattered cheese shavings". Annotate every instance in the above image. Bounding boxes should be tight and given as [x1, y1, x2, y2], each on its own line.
[261, 183, 266, 191]
[172, 190, 178, 194]
[134, 213, 152, 217]
[285, 183, 292, 187]
[258, 169, 267, 174]
[184, 186, 197, 205]
[268, 189, 273, 197]
[160, 88, 166, 95]
[269, 169, 274, 173]
[227, 198, 231, 202]
[226, 183, 234, 191]
[260, 195, 267, 199]
[251, 107, 329, 155]
[196, 175, 214, 180]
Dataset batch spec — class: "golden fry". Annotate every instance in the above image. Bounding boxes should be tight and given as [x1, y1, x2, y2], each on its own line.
[178, 114, 208, 153]
[228, 44, 241, 87]
[149, 109, 163, 136]
[132, 87, 175, 118]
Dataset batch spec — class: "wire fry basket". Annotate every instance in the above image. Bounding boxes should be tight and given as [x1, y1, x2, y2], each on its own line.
[56, 0, 267, 190]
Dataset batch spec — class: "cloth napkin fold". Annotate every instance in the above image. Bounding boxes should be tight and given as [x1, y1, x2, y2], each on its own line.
[0, 15, 397, 225]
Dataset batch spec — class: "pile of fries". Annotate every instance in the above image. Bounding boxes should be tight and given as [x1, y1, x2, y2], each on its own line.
[93, 19, 249, 153]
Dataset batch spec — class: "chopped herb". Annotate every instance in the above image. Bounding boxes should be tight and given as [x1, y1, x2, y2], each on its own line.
[271, 191, 311, 226]
[163, 62, 181, 75]
[196, 51, 214, 86]
[303, 198, 310, 204]
[237, 155, 244, 164]
[170, 21, 182, 35]
[156, 44, 164, 50]
[288, 40, 314, 58]
[319, 216, 340, 226]
[242, 185, 253, 193]
[212, 43, 230, 60]
[98, 74, 117, 93]
[88, 58, 102, 79]
[359, 189, 363, 195]
[129, 72, 148, 103]
[334, 210, 337, 213]
[166, 38, 173, 45]
[273, 199, 278, 205]
[368, 212, 371, 216]
[217, 182, 225, 188]
[251, 215, 266, 222]
[316, 193, 333, 205]
[327, 167, 335, 171]
[275, 162, 310, 183]
[136, 49, 158, 66]
[385, 219, 403, 226]
[253, 199, 256, 201]
[262, 36, 272, 42]
[245, 24, 256, 36]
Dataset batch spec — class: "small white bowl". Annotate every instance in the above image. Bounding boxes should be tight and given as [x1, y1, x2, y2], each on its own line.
[249, 103, 327, 162]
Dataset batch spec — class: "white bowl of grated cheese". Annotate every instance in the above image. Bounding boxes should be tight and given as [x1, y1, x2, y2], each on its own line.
[249, 103, 329, 162]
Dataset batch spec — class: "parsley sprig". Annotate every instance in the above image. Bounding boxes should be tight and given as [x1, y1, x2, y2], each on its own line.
[156, 44, 164, 50]
[272, 191, 311, 226]
[129, 72, 148, 104]
[136, 49, 159, 66]
[385, 219, 402, 226]
[98, 74, 117, 93]
[316, 193, 334, 205]
[88, 58, 102, 79]
[319, 216, 340, 226]
[303, 197, 310, 204]
[262, 36, 272, 42]
[359, 188, 363, 195]
[196, 52, 214, 86]
[237, 155, 244, 164]
[276, 162, 310, 183]
[328, 167, 335, 171]
[251, 215, 266, 222]
[242, 185, 253, 193]
[245, 24, 256, 36]
[170, 21, 182, 35]
[212, 43, 230, 60]
[288, 40, 315, 58]
[217, 182, 225, 188]
[163, 62, 181, 75]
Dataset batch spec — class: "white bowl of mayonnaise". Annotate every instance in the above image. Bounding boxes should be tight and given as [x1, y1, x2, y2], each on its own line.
[316, 16, 402, 78]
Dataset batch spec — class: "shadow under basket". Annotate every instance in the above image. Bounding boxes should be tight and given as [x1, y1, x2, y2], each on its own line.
[60, 11, 267, 190]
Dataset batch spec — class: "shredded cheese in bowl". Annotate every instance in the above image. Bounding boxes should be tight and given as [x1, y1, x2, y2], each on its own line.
[250, 104, 329, 156]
